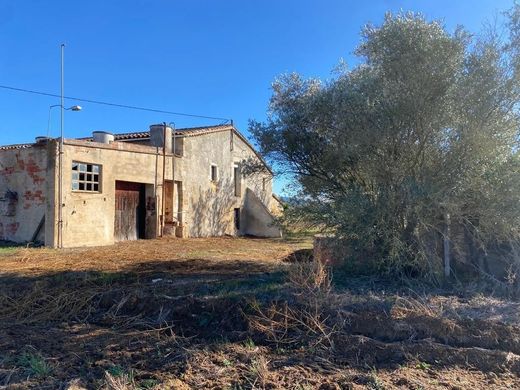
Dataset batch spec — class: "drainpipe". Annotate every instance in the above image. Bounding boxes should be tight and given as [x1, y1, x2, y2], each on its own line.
[154, 144, 159, 238]
[171, 123, 176, 226]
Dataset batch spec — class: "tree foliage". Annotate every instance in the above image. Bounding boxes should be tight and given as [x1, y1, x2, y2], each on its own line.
[250, 10, 520, 281]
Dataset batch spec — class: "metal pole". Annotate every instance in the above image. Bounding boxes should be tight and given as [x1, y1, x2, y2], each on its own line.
[58, 43, 65, 248]
[171, 124, 176, 227]
[160, 122, 167, 236]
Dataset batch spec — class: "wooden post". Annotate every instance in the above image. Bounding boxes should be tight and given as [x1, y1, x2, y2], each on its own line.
[443, 213, 451, 278]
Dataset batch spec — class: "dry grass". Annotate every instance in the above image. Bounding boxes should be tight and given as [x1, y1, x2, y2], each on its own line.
[1, 236, 520, 389]
[248, 259, 342, 350]
[391, 294, 445, 320]
[0, 236, 308, 327]
[0, 281, 100, 324]
[0, 236, 310, 277]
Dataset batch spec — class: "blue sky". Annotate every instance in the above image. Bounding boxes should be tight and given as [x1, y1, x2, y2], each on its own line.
[0, 0, 514, 193]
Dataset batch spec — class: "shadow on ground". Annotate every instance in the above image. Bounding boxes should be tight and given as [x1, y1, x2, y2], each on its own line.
[1, 245, 520, 389]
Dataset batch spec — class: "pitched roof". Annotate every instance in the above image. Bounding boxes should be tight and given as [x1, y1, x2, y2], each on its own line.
[0, 143, 33, 151]
[96, 124, 273, 174]
[0, 125, 233, 149]
[107, 124, 234, 141]
[0, 124, 273, 175]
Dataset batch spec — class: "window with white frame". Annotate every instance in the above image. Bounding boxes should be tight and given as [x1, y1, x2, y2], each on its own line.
[72, 162, 101, 192]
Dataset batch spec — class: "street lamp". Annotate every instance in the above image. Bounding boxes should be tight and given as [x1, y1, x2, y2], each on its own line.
[47, 105, 82, 137]
[57, 44, 84, 248]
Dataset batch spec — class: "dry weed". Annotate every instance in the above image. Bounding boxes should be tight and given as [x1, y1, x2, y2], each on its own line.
[289, 257, 331, 297]
[247, 355, 271, 388]
[66, 378, 88, 390]
[248, 259, 342, 350]
[391, 294, 444, 320]
[0, 282, 101, 324]
[102, 371, 135, 390]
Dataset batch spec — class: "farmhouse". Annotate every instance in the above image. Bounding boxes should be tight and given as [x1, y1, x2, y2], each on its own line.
[0, 124, 282, 247]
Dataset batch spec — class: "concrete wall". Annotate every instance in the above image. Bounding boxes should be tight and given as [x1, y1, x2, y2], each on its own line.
[243, 189, 282, 237]
[0, 142, 55, 244]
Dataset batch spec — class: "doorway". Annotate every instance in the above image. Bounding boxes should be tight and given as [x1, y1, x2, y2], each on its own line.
[114, 181, 146, 241]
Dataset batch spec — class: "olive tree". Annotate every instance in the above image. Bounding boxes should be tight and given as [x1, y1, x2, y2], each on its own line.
[250, 10, 520, 283]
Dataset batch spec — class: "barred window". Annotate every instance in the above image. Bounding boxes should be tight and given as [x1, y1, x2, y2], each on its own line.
[72, 162, 101, 192]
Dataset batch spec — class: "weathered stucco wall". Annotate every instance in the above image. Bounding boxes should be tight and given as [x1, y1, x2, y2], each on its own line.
[243, 189, 282, 237]
[2, 126, 280, 247]
[59, 139, 181, 248]
[0, 143, 55, 244]
[181, 129, 280, 238]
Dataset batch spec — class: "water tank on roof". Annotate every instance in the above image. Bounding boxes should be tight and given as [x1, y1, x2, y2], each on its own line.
[92, 131, 115, 144]
[35, 136, 51, 143]
[150, 124, 173, 153]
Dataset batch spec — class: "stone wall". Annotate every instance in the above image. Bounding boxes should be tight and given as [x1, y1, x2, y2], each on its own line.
[182, 129, 280, 238]
[1, 127, 281, 247]
[0, 142, 54, 244]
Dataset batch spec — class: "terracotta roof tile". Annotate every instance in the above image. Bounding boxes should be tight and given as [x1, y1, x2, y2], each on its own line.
[108, 124, 234, 141]
[0, 124, 273, 175]
[0, 143, 33, 151]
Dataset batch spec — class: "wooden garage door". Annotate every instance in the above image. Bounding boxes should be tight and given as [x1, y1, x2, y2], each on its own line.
[114, 181, 144, 241]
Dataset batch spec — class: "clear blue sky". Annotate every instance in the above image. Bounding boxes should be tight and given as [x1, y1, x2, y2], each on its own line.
[0, 0, 514, 193]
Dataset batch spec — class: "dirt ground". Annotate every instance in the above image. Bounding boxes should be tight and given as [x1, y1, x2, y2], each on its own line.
[0, 237, 519, 389]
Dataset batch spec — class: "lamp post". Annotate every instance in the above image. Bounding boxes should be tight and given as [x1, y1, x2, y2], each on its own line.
[47, 105, 82, 137]
[57, 44, 82, 248]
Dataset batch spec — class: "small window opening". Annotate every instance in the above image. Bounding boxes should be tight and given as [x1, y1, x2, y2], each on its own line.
[233, 165, 241, 196]
[72, 162, 101, 192]
[262, 177, 267, 191]
[234, 208, 241, 231]
[211, 164, 218, 182]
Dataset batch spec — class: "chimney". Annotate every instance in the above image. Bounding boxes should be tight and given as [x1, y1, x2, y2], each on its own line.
[92, 131, 115, 144]
[149, 124, 173, 153]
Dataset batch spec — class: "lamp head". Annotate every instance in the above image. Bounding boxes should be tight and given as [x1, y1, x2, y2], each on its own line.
[70, 105, 82, 111]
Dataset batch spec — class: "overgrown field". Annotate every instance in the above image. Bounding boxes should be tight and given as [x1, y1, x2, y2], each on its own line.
[0, 237, 519, 389]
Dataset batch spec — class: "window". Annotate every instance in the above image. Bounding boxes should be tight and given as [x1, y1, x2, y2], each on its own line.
[174, 136, 184, 156]
[233, 164, 241, 196]
[234, 208, 241, 231]
[262, 177, 267, 191]
[72, 162, 101, 192]
[210, 164, 218, 182]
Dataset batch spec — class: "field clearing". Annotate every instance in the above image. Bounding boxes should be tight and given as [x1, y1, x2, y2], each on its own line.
[0, 237, 519, 389]
[0, 236, 310, 276]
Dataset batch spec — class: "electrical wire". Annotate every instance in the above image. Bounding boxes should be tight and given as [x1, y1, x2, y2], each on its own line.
[0, 84, 231, 123]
